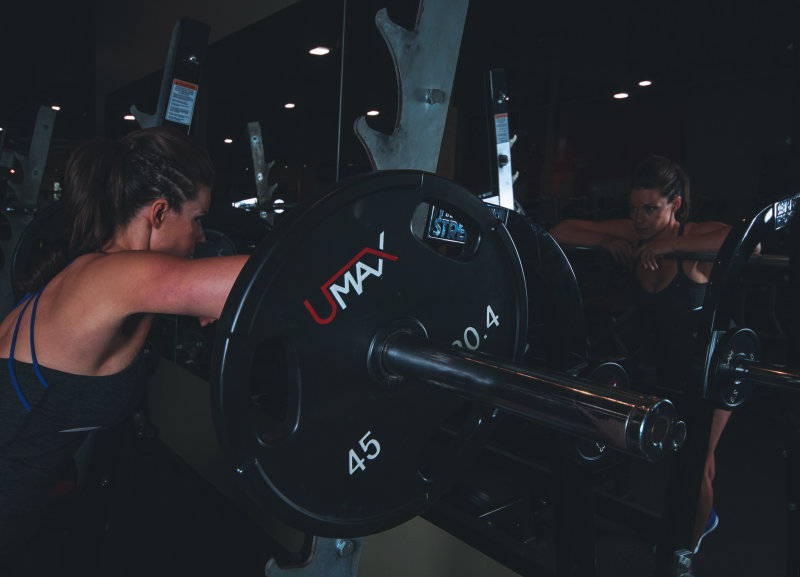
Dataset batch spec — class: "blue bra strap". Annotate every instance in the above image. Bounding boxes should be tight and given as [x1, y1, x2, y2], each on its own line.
[8, 295, 34, 412]
[29, 287, 48, 389]
[8, 285, 49, 413]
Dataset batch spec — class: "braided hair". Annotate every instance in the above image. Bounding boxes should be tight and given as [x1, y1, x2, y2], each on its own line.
[65, 126, 214, 257]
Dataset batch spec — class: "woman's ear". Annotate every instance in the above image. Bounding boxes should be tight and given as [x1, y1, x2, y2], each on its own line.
[670, 195, 683, 215]
[150, 199, 170, 229]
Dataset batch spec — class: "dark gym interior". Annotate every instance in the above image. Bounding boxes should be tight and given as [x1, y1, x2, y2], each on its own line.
[0, 1, 797, 576]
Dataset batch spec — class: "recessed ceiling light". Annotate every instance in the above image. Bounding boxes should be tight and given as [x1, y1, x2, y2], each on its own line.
[123, 114, 136, 121]
[309, 46, 330, 56]
[638, 80, 653, 87]
[366, 110, 380, 117]
[284, 102, 296, 109]
[50, 105, 61, 111]
[613, 91, 629, 100]
[224, 138, 233, 144]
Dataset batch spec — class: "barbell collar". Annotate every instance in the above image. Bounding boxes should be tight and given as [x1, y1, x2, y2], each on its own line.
[377, 332, 686, 461]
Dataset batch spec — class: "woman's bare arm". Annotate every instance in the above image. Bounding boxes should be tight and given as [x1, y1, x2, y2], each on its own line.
[638, 221, 731, 257]
[550, 219, 638, 267]
[634, 221, 732, 272]
[549, 218, 636, 247]
[84, 251, 250, 321]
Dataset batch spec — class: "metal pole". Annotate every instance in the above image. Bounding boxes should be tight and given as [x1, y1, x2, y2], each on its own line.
[335, 0, 347, 183]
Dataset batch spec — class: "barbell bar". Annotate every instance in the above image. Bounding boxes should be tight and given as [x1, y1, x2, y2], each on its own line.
[731, 357, 800, 392]
[562, 245, 790, 267]
[374, 328, 685, 460]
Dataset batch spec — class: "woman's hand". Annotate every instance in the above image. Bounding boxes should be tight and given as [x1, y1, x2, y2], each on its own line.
[635, 244, 660, 271]
[601, 237, 636, 269]
[199, 317, 217, 327]
[634, 238, 673, 271]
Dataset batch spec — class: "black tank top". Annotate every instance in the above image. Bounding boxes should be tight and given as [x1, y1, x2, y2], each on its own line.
[0, 285, 146, 515]
[634, 227, 708, 391]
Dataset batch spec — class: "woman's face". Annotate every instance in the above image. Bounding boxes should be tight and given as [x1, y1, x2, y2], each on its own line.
[151, 185, 210, 257]
[629, 187, 680, 241]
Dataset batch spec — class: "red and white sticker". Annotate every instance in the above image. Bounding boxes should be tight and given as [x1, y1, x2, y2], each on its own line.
[165, 79, 199, 126]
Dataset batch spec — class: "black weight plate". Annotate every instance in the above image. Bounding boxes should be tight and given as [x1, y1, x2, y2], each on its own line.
[698, 196, 794, 398]
[715, 328, 761, 408]
[211, 170, 527, 537]
[505, 211, 587, 369]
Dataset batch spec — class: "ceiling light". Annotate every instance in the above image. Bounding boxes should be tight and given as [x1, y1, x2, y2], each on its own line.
[613, 91, 629, 100]
[123, 114, 136, 121]
[274, 198, 285, 214]
[224, 138, 233, 144]
[50, 105, 61, 111]
[638, 80, 653, 87]
[309, 46, 330, 56]
[284, 102, 296, 109]
[366, 110, 380, 117]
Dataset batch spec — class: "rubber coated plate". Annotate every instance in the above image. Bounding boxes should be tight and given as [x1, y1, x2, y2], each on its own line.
[505, 211, 587, 369]
[715, 328, 761, 408]
[212, 171, 527, 537]
[697, 199, 777, 399]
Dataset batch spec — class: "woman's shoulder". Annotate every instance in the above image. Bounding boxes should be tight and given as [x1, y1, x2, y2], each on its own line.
[56, 251, 172, 289]
[69, 250, 216, 277]
[683, 220, 730, 235]
[65, 250, 246, 295]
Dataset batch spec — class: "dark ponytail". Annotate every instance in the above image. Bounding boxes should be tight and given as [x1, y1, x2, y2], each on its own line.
[630, 155, 691, 223]
[13, 238, 70, 298]
[10, 140, 118, 297]
[64, 138, 121, 257]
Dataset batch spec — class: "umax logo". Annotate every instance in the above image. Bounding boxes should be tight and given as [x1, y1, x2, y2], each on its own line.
[304, 232, 399, 325]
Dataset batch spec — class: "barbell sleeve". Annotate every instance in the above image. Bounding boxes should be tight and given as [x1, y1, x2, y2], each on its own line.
[379, 333, 686, 461]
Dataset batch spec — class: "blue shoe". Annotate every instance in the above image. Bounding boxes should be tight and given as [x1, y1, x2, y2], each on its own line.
[693, 509, 719, 554]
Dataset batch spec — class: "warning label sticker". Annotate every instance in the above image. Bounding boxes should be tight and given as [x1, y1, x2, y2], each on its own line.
[494, 113, 509, 144]
[165, 79, 198, 126]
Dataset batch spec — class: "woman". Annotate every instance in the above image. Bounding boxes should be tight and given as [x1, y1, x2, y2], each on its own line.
[549, 155, 730, 556]
[0, 127, 249, 569]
